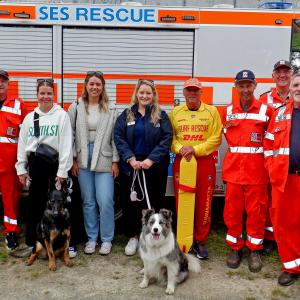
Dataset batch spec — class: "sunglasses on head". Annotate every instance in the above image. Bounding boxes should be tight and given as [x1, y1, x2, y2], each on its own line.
[87, 71, 103, 77]
[138, 79, 155, 86]
[37, 78, 54, 84]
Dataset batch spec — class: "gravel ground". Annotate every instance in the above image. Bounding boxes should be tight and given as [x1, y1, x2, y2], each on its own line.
[0, 230, 299, 300]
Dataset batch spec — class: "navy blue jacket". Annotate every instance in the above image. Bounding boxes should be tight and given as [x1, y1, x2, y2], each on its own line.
[114, 104, 172, 174]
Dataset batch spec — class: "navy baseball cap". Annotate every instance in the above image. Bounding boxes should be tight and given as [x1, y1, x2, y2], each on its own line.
[235, 70, 256, 83]
[273, 60, 292, 71]
[0, 70, 9, 80]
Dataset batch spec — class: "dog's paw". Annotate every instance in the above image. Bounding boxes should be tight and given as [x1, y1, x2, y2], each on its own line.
[139, 280, 148, 289]
[48, 263, 57, 271]
[64, 259, 73, 267]
[139, 268, 144, 275]
[165, 286, 175, 295]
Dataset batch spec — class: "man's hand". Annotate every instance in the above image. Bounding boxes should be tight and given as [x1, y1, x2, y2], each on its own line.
[179, 145, 195, 162]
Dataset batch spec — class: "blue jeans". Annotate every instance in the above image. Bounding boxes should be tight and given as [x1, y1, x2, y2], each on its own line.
[78, 143, 115, 243]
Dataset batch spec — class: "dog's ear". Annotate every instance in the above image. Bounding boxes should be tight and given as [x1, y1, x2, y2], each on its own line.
[141, 209, 155, 225]
[159, 209, 172, 221]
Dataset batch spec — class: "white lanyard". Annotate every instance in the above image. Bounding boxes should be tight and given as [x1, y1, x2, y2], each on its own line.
[130, 169, 151, 209]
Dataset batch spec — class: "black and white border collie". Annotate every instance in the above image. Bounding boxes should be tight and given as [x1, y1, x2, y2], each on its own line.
[139, 209, 201, 295]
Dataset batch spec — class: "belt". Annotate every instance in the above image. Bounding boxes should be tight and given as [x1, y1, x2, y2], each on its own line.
[289, 170, 300, 175]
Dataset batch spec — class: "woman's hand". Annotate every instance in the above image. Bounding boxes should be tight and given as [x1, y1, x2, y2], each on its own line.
[19, 173, 31, 187]
[129, 157, 141, 170]
[71, 160, 79, 177]
[140, 159, 154, 170]
[111, 162, 119, 178]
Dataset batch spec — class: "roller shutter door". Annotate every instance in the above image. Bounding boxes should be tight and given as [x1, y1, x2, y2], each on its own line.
[0, 26, 53, 101]
[62, 27, 194, 104]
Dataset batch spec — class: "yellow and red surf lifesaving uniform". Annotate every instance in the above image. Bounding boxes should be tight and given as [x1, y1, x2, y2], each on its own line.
[169, 102, 222, 243]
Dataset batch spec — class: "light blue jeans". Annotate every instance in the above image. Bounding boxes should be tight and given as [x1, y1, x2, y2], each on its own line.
[78, 143, 115, 243]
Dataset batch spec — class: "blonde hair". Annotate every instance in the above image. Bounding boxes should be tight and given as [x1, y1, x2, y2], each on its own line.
[126, 80, 161, 125]
[81, 71, 109, 113]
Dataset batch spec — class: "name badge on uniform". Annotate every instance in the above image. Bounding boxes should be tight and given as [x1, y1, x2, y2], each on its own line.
[127, 121, 135, 126]
[250, 132, 262, 142]
[7, 127, 17, 137]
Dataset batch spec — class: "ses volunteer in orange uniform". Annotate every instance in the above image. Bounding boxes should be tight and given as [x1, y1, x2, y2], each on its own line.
[222, 70, 273, 273]
[264, 73, 300, 286]
[0, 70, 27, 250]
[170, 78, 222, 260]
[259, 60, 292, 254]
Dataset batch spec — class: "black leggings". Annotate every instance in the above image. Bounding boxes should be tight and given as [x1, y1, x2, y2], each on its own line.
[25, 153, 57, 246]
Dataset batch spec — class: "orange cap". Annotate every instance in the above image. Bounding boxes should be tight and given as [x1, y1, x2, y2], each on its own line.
[183, 78, 202, 89]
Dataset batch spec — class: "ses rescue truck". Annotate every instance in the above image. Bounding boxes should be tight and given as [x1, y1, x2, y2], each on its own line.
[1, 2, 300, 196]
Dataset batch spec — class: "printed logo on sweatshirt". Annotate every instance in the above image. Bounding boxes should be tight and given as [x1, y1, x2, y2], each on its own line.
[28, 125, 59, 137]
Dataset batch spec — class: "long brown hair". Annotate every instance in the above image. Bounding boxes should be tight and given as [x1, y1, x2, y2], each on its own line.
[81, 71, 109, 112]
[126, 79, 161, 125]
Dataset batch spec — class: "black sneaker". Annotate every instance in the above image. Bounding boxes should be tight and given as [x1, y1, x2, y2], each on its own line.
[193, 242, 209, 259]
[5, 232, 19, 251]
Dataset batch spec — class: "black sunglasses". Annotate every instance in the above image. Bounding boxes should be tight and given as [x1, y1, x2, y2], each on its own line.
[37, 78, 54, 84]
[87, 71, 103, 77]
[138, 79, 155, 86]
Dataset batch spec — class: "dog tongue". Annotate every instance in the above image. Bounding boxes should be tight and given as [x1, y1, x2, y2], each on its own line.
[152, 234, 160, 240]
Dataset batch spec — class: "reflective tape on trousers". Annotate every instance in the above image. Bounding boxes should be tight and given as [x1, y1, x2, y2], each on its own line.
[229, 146, 263, 154]
[247, 235, 263, 245]
[226, 234, 242, 244]
[4, 216, 18, 225]
[283, 258, 300, 269]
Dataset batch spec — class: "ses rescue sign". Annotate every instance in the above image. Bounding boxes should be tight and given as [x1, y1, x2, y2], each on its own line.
[38, 5, 156, 25]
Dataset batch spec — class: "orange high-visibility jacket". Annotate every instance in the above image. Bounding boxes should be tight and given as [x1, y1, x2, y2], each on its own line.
[264, 100, 294, 192]
[222, 99, 273, 185]
[259, 88, 289, 109]
[0, 96, 27, 172]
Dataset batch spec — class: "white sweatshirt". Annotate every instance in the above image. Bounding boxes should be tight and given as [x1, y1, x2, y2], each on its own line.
[16, 104, 73, 178]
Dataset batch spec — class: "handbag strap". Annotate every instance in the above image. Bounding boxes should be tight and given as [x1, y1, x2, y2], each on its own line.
[34, 112, 40, 138]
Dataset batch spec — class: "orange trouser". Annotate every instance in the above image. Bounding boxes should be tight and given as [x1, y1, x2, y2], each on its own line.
[0, 171, 22, 234]
[264, 183, 275, 241]
[224, 182, 268, 251]
[173, 153, 215, 243]
[271, 174, 300, 274]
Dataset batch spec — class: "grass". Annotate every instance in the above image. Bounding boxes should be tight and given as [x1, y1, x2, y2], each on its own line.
[226, 270, 255, 281]
[271, 288, 290, 298]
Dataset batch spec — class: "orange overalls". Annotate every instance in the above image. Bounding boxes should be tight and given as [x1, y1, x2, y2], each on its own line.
[264, 100, 300, 274]
[259, 88, 289, 241]
[222, 99, 272, 251]
[0, 96, 27, 234]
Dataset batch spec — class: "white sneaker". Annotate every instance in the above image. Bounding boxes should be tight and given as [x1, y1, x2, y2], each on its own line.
[99, 242, 112, 255]
[125, 238, 139, 256]
[68, 246, 78, 259]
[84, 241, 97, 254]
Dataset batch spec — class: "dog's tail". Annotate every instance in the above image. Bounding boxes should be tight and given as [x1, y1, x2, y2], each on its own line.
[185, 254, 201, 273]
